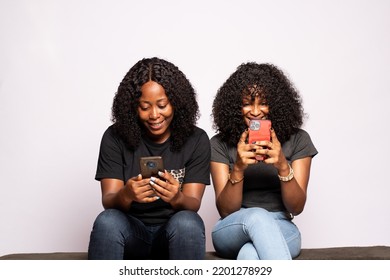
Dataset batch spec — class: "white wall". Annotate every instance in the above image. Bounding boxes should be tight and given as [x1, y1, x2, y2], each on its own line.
[1, 0, 389, 256]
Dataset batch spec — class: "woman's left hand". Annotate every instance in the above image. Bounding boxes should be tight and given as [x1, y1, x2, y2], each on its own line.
[149, 170, 181, 203]
[256, 129, 289, 171]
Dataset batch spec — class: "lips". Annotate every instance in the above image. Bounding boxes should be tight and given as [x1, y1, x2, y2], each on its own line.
[249, 116, 267, 120]
[148, 120, 165, 130]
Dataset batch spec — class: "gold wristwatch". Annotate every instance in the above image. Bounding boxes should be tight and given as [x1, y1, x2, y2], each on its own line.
[278, 164, 294, 182]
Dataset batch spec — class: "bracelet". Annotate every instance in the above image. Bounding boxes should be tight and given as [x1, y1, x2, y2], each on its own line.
[278, 163, 294, 182]
[228, 173, 244, 184]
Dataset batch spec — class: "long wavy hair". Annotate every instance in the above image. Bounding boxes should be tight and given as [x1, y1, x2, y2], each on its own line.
[212, 62, 304, 145]
[111, 57, 199, 151]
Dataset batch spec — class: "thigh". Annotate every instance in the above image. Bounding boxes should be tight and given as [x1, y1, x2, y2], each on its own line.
[212, 209, 253, 259]
[212, 208, 294, 260]
[153, 210, 205, 259]
[274, 213, 301, 258]
[165, 210, 205, 235]
[89, 209, 134, 247]
[89, 209, 150, 259]
[91, 208, 130, 231]
[122, 214, 155, 259]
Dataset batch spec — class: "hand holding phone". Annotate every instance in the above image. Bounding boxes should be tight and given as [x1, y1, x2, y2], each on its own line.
[248, 120, 271, 161]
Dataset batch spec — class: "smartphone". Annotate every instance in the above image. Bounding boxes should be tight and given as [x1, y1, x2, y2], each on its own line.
[248, 119, 272, 161]
[139, 156, 164, 178]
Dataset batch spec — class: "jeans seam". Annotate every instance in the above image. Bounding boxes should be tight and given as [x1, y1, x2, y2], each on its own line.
[212, 222, 246, 234]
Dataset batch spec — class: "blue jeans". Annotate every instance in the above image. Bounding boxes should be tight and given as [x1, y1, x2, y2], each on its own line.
[212, 208, 301, 260]
[88, 209, 205, 260]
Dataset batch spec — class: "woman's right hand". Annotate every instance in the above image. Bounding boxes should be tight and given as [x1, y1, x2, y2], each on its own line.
[235, 130, 258, 170]
[124, 174, 160, 203]
[101, 176, 159, 211]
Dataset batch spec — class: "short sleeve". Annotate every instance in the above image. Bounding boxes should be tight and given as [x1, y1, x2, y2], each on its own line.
[95, 126, 125, 181]
[210, 134, 231, 165]
[182, 128, 211, 185]
[283, 129, 318, 162]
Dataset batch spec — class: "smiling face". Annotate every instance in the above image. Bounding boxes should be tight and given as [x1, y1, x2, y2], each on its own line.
[137, 80, 174, 143]
[241, 86, 270, 128]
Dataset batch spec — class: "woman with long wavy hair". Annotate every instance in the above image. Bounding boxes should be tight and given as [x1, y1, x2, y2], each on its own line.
[88, 57, 210, 260]
[210, 62, 318, 260]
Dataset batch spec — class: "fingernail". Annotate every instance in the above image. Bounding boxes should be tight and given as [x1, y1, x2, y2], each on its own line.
[150, 176, 156, 182]
[150, 181, 155, 186]
[158, 171, 164, 177]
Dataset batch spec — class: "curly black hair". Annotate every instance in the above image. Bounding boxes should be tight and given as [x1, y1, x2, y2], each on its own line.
[111, 57, 199, 151]
[212, 62, 304, 145]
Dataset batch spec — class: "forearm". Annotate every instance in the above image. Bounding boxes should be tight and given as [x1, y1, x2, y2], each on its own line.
[216, 182, 243, 218]
[170, 191, 202, 212]
[102, 187, 133, 212]
[280, 179, 307, 215]
[213, 164, 245, 218]
[169, 183, 206, 212]
[277, 162, 309, 215]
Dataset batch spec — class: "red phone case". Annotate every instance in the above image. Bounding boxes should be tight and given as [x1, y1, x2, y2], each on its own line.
[248, 120, 271, 160]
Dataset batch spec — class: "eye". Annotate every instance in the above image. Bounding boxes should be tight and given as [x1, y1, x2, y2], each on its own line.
[259, 98, 268, 106]
[139, 105, 150, 111]
[242, 99, 251, 107]
[157, 101, 170, 109]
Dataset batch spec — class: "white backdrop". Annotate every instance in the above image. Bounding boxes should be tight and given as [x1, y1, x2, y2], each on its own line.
[1, 0, 389, 256]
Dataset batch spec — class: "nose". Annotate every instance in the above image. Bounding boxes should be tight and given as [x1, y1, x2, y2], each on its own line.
[149, 106, 159, 119]
[250, 103, 262, 117]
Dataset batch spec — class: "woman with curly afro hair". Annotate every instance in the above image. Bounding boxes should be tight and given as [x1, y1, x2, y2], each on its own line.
[210, 62, 318, 260]
[88, 57, 210, 260]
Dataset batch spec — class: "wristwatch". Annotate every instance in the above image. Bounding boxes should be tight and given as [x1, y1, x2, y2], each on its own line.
[278, 164, 294, 182]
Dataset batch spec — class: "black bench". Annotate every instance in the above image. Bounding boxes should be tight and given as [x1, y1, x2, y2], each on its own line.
[1, 246, 389, 260]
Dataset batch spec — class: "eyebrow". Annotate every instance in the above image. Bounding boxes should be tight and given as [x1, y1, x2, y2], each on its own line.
[139, 98, 169, 103]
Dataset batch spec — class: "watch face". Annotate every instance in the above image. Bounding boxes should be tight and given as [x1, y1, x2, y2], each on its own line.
[278, 164, 294, 181]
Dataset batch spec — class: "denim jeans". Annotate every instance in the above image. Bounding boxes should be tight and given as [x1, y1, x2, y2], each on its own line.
[212, 208, 301, 260]
[88, 209, 205, 260]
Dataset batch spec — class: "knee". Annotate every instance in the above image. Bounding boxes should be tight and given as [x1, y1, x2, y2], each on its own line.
[92, 209, 126, 230]
[237, 242, 259, 260]
[169, 210, 205, 234]
[242, 208, 273, 226]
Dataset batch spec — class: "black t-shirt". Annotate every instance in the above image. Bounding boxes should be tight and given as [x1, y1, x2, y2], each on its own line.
[211, 129, 318, 212]
[95, 125, 211, 224]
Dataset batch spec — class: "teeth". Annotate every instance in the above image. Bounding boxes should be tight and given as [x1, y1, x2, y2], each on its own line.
[149, 121, 163, 128]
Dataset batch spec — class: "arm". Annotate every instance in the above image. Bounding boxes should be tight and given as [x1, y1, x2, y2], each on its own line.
[148, 171, 205, 212]
[154, 128, 209, 212]
[257, 129, 312, 215]
[100, 175, 159, 212]
[280, 157, 312, 215]
[211, 161, 243, 218]
[171, 182, 205, 211]
[211, 130, 258, 218]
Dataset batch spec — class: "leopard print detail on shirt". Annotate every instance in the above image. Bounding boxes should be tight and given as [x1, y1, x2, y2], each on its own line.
[168, 168, 185, 190]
